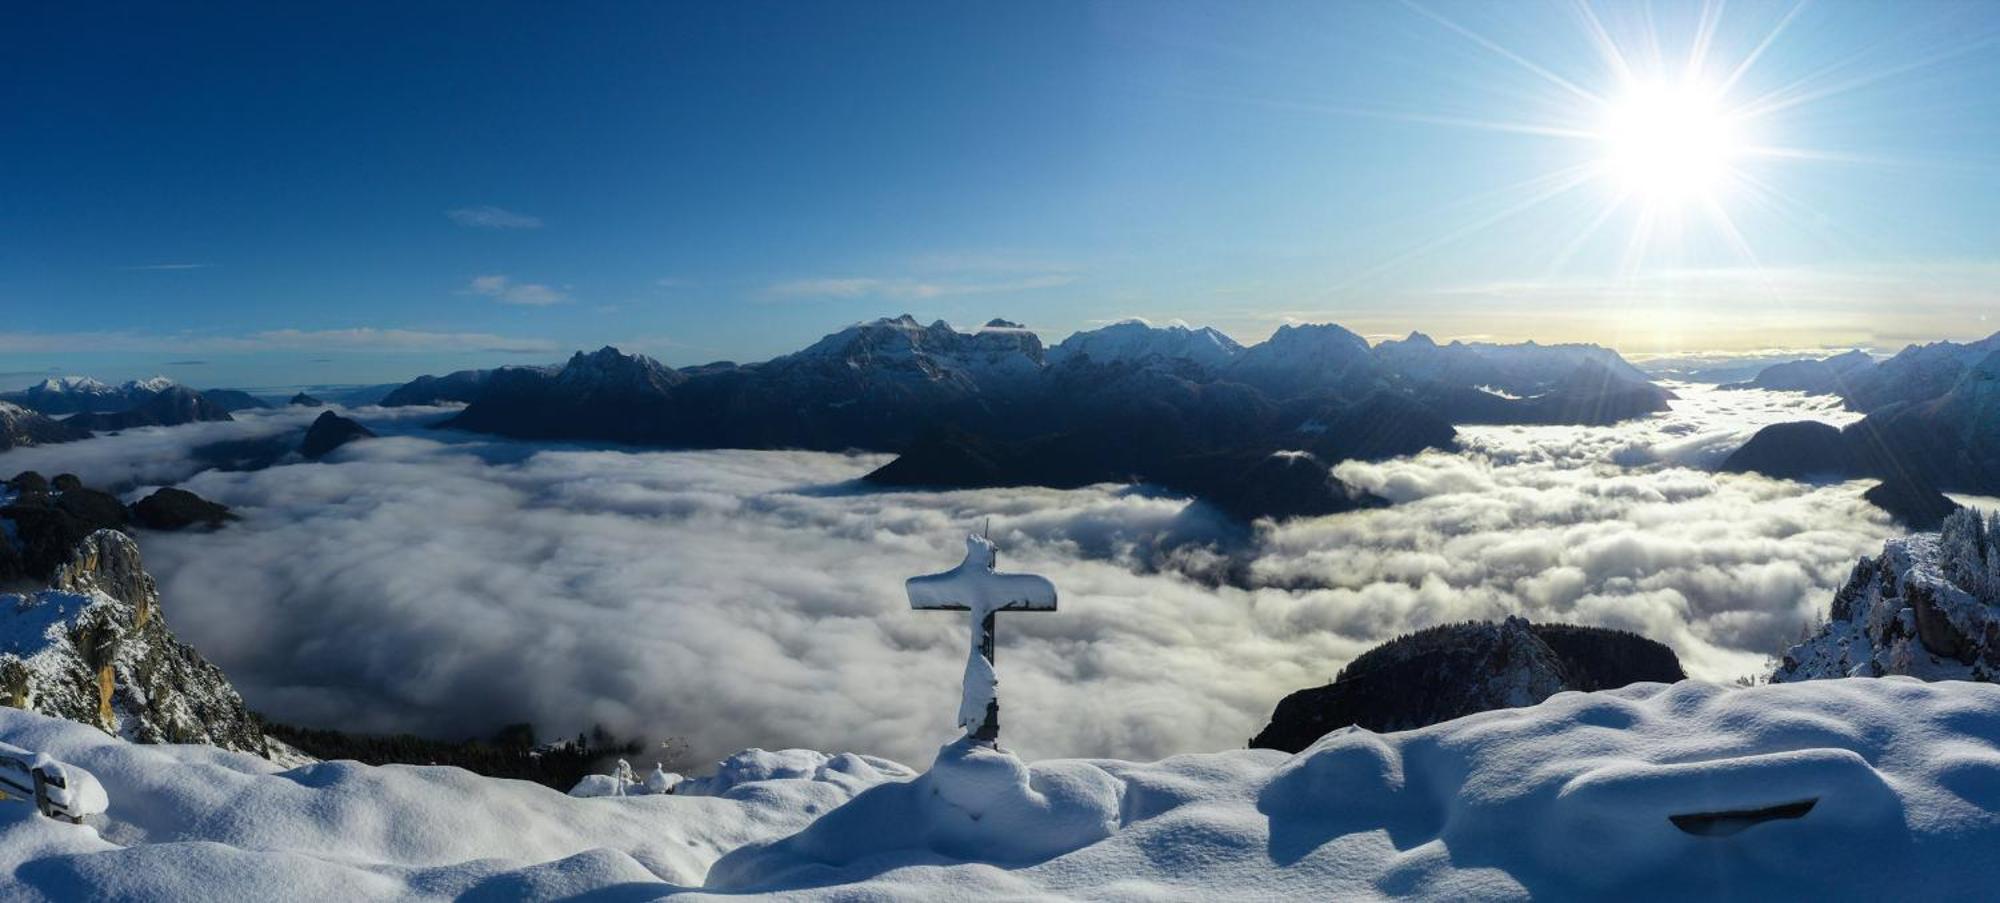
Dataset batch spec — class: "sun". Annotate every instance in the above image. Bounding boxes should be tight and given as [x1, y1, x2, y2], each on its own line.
[1596, 80, 1745, 205]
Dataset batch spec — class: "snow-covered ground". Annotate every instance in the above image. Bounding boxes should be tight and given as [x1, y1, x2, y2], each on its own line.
[4, 676, 1999, 900]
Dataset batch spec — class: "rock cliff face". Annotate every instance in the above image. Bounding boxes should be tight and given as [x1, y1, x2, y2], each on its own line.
[0, 529, 268, 753]
[1775, 508, 2000, 683]
[1249, 616, 1685, 752]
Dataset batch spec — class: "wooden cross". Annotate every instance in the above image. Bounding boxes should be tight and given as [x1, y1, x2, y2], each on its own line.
[908, 531, 1057, 745]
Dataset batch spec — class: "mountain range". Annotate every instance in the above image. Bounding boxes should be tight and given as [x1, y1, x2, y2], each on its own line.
[1723, 332, 2000, 497]
[380, 316, 1671, 520]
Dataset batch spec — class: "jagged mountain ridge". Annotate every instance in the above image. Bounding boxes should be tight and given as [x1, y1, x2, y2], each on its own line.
[1725, 345, 2000, 495]
[416, 317, 1667, 520]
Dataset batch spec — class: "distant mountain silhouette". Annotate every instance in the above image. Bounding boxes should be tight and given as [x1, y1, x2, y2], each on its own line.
[406, 317, 1671, 520]
[1724, 336, 2000, 497]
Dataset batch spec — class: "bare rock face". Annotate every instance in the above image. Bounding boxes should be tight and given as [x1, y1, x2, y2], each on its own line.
[1776, 508, 2000, 683]
[0, 529, 268, 753]
[1250, 616, 1684, 752]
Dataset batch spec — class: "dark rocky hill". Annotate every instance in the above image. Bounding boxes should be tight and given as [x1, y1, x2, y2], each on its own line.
[300, 411, 376, 459]
[1250, 617, 1685, 753]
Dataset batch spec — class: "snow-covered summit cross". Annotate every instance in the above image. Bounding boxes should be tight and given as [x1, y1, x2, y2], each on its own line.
[908, 532, 1057, 745]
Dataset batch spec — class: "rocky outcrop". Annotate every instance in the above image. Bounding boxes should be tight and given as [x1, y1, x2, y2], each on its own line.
[0, 402, 88, 451]
[2, 473, 234, 583]
[1, 473, 129, 584]
[1250, 617, 1685, 752]
[300, 411, 375, 459]
[0, 529, 267, 753]
[1775, 508, 2000, 683]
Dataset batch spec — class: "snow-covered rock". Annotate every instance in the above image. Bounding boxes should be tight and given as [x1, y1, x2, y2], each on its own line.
[1045, 318, 1243, 372]
[1226, 321, 1378, 396]
[0, 529, 268, 754]
[777, 315, 1046, 391]
[1777, 508, 2000, 682]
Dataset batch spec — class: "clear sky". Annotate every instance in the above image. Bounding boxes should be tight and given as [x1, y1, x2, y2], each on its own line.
[3, 1, 1997, 388]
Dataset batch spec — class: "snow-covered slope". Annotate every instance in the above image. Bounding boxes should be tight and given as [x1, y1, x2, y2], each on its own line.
[6, 678, 2000, 899]
[1045, 318, 1243, 371]
[0, 403, 86, 451]
[0, 377, 179, 416]
[1776, 508, 2000, 682]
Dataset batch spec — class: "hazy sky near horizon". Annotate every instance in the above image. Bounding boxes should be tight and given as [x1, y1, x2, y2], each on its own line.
[4, 0, 1998, 387]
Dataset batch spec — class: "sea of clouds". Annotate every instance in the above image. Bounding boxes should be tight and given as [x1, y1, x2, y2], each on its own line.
[0, 384, 1899, 765]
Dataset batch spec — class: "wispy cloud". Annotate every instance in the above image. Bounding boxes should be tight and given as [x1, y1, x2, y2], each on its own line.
[0, 328, 558, 355]
[466, 274, 569, 306]
[164, 360, 210, 367]
[446, 205, 543, 230]
[117, 263, 209, 271]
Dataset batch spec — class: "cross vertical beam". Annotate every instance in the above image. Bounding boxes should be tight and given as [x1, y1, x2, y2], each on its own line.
[973, 611, 999, 743]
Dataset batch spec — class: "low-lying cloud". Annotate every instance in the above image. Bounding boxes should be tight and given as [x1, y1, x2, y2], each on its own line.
[0, 385, 1897, 766]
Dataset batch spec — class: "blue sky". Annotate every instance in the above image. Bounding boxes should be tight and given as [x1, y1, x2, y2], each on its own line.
[3, 0, 1997, 388]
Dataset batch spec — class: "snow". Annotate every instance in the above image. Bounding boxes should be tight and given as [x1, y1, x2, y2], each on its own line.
[31, 377, 110, 395]
[1045, 319, 1243, 370]
[0, 739, 108, 818]
[5, 677, 2000, 899]
[125, 377, 176, 394]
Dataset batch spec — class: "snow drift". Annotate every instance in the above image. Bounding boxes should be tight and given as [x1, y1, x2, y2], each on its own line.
[5, 677, 2000, 899]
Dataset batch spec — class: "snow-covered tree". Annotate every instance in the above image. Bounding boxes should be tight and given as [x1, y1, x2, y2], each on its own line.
[1940, 508, 1996, 602]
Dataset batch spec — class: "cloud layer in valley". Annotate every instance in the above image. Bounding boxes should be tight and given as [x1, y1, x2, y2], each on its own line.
[0, 385, 1898, 765]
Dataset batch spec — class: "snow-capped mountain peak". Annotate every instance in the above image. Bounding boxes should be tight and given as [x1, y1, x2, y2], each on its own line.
[124, 376, 177, 393]
[1046, 319, 1243, 370]
[31, 376, 110, 395]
